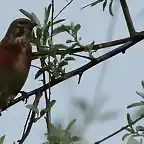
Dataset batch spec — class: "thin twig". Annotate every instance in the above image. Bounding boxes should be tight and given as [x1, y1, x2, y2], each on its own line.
[3, 31, 144, 111]
[120, 0, 136, 35]
[22, 110, 32, 136]
[94, 115, 144, 144]
[18, 91, 42, 144]
[72, 53, 96, 60]
[54, 0, 74, 20]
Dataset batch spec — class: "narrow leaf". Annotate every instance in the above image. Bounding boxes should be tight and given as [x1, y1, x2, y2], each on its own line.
[73, 24, 81, 34]
[103, 0, 107, 11]
[81, 0, 104, 9]
[64, 57, 75, 61]
[31, 12, 41, 26]
[19, 9, 33, 20]
[127, 113, 135, 133]
[71, 136, 81, 142]
[136, 126, 144, 132]
[65, 119, 76, 132]
[136, 91, 144, 98]
[127, 102, 144, 108]
[122, 133, 131, 141]
[0, 135, 5, 144]
[141, 80, 144, 89]
[26, 104, 39, 117]
[44, 4, 52, 24]
[109, 0, 113, 16]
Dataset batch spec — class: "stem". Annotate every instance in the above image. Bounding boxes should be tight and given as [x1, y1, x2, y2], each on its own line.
[120, 0, 135, 35]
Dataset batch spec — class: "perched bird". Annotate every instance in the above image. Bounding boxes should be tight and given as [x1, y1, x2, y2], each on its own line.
[0, 18, 37, 111]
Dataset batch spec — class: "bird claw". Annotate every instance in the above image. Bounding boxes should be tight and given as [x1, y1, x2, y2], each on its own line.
[19, 91, 28, 104]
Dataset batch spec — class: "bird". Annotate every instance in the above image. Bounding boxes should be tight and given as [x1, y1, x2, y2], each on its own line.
[0, 18, 37, 112]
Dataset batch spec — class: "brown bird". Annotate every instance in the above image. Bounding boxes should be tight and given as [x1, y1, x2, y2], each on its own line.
[0, 18, 36, 111]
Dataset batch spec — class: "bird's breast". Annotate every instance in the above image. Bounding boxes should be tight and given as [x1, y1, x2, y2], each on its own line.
[0, 42, 31, 71]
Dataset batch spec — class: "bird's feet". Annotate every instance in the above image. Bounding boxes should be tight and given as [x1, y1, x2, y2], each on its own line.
[19, 91, 28, 104]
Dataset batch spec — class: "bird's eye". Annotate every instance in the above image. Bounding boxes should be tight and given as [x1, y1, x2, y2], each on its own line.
[15, 27, 24, 37]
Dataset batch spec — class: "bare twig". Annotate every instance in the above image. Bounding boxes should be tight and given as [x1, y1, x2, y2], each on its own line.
[18, 91, 42, 144]
[72, 53, 96, 60]
[3, 31, 144, 112]
[94, 115, 144, 144]
[120, 0, 136, 35]
[54, 0, 74, 20]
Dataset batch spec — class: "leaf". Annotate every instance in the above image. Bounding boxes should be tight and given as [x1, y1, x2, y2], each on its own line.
[35, 66, 52, 79]
[127, 102, 144, 108]
[136, 91, 144, 99]
[36, 27, 42, 39]
[64, 57, 75, 61]
[44, 4, 51, 25]
[73, 24, 81, 34]
[53, 25, 71, 36]
[103, 0, 107, 11]
[26, 104, 39, 117]
[43, 22, 50, 44]
[127, 137, 140, 144]
[54, 44, 69, 49]
[109, 0, 113, 16]
[48, 123, 63, 138]
[31, 12, 41, 26]
[140, 139, 143, 144]
[0, 135, 5, 144]
[19, 9, 33, 20]
[48, 135, 60, 142]
[40, 100, 56, 117]
[141, 80, 144, 89]
[58, 60, 68, 68]
[66, 40, 73, 43]
[42, 141, 49, 144]
[49, 100, 56, 108]
[136, 126, 144, 132]
[86, 41, 95, 52]
[81, 0, 104, 9]
[122, 133, 131, 141]
[125, 128, 134, 133]
[98, 111, 118, 121]
[127, 113, 135, 133]
[71, 136, 81, 142]
[65, 119, 76, 133]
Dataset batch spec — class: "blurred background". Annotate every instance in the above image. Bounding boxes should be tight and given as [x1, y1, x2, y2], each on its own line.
[0, 0, 144, 143]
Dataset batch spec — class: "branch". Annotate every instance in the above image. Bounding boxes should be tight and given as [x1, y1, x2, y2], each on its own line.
[94, 114, 144, 144]
[54, 0, 74, 20]
[18, 91, 42, 144]
[32, 34, 140, 57]
[120, 0, 136, 35]
[2, 31, 144, 112]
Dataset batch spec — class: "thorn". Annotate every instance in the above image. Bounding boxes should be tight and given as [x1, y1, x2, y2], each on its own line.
[78, 72, 83, 84]
[19, 91, 28, 104]
[122, 50, 126, 54]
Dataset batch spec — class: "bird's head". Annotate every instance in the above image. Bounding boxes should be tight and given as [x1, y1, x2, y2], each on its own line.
[4, 18, 37, 43]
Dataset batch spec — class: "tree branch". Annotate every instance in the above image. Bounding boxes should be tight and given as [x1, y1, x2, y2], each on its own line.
[94, 114, 144, 144]
[2, 31, 144, 113]
[120, 0, 136, 35]
[32, 34, 140, 58]
[18, 91, 42, 144]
